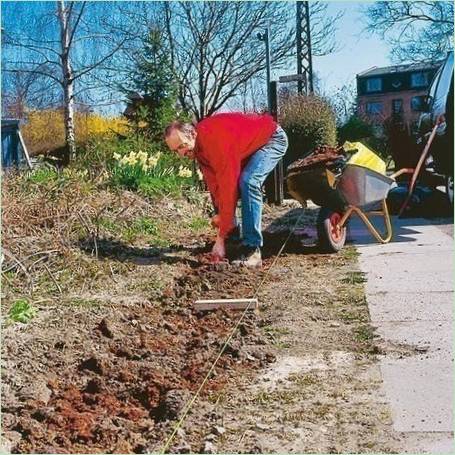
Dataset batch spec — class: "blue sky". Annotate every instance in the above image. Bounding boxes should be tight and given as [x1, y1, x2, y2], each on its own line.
[273, 1, 392, 96]
[313, 1, 391, 91]
[2, 0, 394, 115]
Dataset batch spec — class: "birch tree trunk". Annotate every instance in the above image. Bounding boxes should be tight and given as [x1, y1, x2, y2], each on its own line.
[57, 0, 76, 164]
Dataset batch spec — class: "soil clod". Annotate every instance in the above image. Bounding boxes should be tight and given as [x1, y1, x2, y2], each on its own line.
[78, 356, 105, 375]
[97, 318, 114, 338]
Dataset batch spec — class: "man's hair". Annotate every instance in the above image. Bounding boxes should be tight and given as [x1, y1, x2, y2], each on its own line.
[164, 121, 195, 138]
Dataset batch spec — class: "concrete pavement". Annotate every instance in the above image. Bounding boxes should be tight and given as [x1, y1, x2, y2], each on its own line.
[348, 214, 454, 454]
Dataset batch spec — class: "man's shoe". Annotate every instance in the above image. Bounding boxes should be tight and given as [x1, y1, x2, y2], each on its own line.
[232, 246, 262, 268]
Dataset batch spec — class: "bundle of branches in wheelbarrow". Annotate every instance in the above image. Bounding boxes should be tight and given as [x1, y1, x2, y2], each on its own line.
[287, 145, 347, 178]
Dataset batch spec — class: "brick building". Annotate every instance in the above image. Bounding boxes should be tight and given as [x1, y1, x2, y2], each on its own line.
[356, 61, 441, 128]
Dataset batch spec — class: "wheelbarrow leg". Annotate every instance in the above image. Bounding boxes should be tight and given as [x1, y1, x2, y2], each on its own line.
[338, 200, 393, 244]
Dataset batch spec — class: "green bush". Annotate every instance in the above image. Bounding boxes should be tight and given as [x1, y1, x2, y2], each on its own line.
[280, 95, 337, 169]
[337, 115, 375, 145]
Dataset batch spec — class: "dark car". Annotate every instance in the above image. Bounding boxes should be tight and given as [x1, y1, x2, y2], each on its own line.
[417, 51, 454, 204]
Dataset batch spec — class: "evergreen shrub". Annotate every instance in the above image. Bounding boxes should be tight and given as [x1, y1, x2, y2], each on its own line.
[280, 94, 337, 169]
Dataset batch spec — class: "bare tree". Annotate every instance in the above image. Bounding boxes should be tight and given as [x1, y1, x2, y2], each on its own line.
[161, 1, 341, 120]
[309, 2, 344, 57]
[363, 1, 454, 63]
[319, 82, 357, 126]
[1, 70, 58, 118]
[2, 1, 131, 163]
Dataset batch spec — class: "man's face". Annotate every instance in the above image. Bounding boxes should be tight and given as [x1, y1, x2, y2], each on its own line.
[165, 128, 196, 160]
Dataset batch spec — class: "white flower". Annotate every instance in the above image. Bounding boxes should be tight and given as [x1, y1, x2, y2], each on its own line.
[196, 169, 204, 181]
[148, 157, 158, 168]
[137, 150, 148, 164]
[126, 152, 137, 166]
[119, 156, 129, 166]
[178, 166, 192, 178]
[113, 152, 121, 161]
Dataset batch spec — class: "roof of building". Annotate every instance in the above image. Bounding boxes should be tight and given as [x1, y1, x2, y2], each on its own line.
[1, 119, 21, 130]
[358, 61, 442, 78]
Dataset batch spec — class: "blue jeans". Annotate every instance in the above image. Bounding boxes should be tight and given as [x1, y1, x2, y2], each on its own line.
[239, 126, 288, 247]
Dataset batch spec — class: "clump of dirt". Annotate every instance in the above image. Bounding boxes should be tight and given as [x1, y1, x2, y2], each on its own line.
[2, 251, 274, 453]
[287, 145, 346, 174]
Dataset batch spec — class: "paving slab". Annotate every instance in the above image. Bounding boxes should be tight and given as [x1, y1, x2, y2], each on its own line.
[398, 432, 455, 454]
[368, 291, 453, 322]
[360, 252, 454, 274]
[348, 216, 453, 250]
[375, 321, 453, 355]
[363, 270, 454, 293]
[380, 357, 453, 432]
[352, 215, 454, 450]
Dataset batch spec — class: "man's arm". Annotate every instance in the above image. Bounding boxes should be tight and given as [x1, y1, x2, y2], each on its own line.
[214, 151, 240, 238]
[199, 164, 219, 212]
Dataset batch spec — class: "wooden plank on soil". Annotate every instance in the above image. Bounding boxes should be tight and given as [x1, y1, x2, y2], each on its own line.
[194, 298, 258, 311]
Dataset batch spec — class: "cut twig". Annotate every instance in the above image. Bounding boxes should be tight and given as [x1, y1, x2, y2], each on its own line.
[1, 250, 59, 274]
[109, 264, 118, 283]
[2, 249, 31, 278]
[43, 263, 63, 295]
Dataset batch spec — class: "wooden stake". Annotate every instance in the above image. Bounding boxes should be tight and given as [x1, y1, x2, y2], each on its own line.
[194, 298, 258, 311]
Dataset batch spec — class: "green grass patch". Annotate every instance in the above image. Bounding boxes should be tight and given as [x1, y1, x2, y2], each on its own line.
[354, 324, 375, 342]
[339, 308, 367, 322]
[288, 372, 318, 387]
[186, 216, 209, 232]
[8, 299, 37, 323]
[340, 245, 359, 261]
[96, 217, 121, 235]
[263, 325, 292, 348]
[138, 176, 184, 198]
[253, 389, 298, 405]
[121, 216, 170, 246]
[342, 271, 367, 285]
[27, 167, 59, 185]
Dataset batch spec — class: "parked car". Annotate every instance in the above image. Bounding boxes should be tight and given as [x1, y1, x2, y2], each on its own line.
[417, 51, 454, 205]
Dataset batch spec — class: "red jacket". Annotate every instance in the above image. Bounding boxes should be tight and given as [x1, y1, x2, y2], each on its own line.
[195, 113, 277, 237]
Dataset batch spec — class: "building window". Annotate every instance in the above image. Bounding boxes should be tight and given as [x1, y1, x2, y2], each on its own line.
[411, 72, 429, 88]
[411, 95, 426, 111]
[366, 77, 382, 92]
[366, 102, 383, 114]
[392, 99, 403, 114]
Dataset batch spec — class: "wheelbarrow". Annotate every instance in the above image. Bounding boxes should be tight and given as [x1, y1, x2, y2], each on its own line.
[286, 164, 395, 252]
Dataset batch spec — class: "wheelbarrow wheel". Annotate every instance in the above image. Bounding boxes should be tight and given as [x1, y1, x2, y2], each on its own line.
[317, 208, 347, 253]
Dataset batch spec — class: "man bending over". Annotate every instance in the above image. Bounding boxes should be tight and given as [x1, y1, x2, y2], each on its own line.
[165, 112, 288, 268]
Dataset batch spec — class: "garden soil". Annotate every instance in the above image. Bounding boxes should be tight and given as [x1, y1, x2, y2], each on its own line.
[1, 201, 413, 454]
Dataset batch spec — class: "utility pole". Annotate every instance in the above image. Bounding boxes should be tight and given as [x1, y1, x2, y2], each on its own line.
[296, 1, 314, 95]
[257, 24, 272, 111]
[258, 25, 283, 205]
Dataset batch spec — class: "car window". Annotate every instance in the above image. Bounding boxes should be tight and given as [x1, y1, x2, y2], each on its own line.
[428, 67, 441, 102]
[432, 52, 454, 118]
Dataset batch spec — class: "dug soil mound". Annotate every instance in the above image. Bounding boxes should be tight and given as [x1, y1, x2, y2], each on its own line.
[2, 177, 405, 453]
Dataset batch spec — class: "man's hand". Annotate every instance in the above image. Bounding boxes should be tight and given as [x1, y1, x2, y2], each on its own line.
[211, 235, 226, 260]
